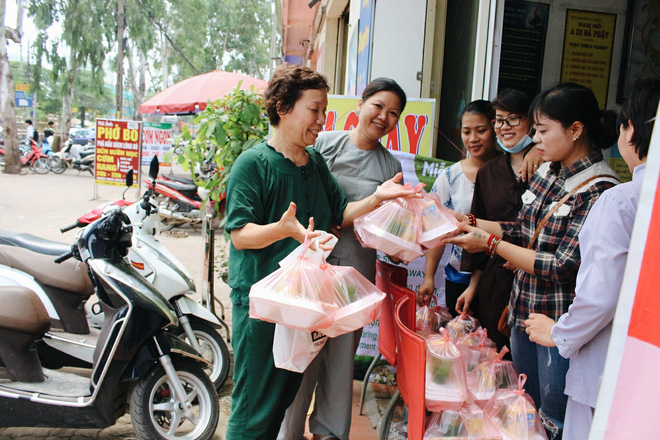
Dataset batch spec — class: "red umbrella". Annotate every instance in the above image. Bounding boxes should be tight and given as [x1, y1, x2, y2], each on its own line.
[139, 70, 268, 114]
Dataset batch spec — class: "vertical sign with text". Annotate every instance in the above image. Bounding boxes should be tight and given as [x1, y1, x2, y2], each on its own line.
[95, 119, 142, 186]
[141, 122, 173, 167]
[498, 1, 549, 94]
[561, 9, 617, 108]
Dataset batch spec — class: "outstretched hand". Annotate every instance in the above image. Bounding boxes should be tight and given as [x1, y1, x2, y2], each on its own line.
[442, 223, 489, 253]
[374, 172, 423, 202]
[279, 202, 321, 244]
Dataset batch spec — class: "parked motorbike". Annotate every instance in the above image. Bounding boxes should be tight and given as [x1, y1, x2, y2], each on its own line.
[1, 157, 230, 390]
[0, 139, 51, 174]
[145, 173, 206, 230]
[49, 138, 95, 175]
[0, 208, 219, 439]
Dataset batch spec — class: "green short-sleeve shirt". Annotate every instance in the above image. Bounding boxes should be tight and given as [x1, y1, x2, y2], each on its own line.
[225, 141, 349, 305]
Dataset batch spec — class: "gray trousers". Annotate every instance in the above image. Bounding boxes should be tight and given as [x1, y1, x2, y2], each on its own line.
[277, 330, 361, 440]
[563, 396, 594, 440]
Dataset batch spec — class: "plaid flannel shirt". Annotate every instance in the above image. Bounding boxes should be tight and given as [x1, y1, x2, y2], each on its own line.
[500, 151, 619, 331]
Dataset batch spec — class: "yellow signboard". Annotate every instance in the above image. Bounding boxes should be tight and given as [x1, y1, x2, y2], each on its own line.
[15, 84, 30, 92]
[560, 9, 616, 107]
[326, 95, 436, 157]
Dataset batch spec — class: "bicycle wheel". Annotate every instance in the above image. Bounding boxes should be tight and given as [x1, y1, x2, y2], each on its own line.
[30, 157, 51, 174]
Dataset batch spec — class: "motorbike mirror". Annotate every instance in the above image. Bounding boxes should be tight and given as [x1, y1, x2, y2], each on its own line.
[149, 156, 159, 180]
[122, 169, 134, 200]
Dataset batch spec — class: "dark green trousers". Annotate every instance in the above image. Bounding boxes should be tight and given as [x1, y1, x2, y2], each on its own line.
[226, 301, 303, 440]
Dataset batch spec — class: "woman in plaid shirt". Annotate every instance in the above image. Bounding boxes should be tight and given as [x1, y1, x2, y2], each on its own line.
[444, 83, 619, 439]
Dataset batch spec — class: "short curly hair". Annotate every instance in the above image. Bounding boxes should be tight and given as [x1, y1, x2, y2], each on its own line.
[264, 63, 329, 126]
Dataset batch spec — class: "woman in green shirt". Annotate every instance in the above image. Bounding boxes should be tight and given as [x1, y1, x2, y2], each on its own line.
[224, 63, 414, 440]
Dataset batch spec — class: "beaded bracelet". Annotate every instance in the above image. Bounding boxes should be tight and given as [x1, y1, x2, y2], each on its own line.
[466, 213, 477, 227]
[485, 234, 502, 257]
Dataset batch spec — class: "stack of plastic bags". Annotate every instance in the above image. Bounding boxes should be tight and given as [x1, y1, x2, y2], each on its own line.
[249, 233, 386, 372]
[353, 185, 459, 262]
[409, 307, 548, 439]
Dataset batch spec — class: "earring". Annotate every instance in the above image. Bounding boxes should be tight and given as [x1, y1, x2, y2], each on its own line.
[573, 137, 578, 141]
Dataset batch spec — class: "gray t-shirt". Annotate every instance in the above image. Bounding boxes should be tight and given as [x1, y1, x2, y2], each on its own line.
[314, 130, 402, 282]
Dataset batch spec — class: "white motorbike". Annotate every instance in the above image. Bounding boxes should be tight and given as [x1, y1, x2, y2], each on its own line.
[0, 157, 230, 390]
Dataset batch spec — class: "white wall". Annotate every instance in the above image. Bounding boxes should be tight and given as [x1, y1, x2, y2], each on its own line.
[370, 0, 428, 98]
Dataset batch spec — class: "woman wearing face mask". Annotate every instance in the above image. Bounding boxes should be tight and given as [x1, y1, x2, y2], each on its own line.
[278, 78, 407, 440]
[418, 100, 500, 314]
[456, 89, 540, 350]
[443, 83, 619, 438]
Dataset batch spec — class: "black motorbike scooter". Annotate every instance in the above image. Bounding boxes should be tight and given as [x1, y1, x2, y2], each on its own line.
[0, 209, 219, 439]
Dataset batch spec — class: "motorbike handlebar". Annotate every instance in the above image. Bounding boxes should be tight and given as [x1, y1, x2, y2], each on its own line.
[60, 221, 82, 233]
[54, 250, 74, 264]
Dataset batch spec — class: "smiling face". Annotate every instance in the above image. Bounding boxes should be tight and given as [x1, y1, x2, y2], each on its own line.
[494, 109, 532, 149]
[278, 88, 328, 148]
[532, 113, 584, 166]
[357, 90, 402, 141]
[461, 112, 496, 159]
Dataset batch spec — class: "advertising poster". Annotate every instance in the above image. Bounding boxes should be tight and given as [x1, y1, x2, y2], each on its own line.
[15, 84, 34, 108]
[561, 9, 617, 108]
[326, 95, 436, 156]
[95, 118, 142, 186]
[498, 0, 549, 94]
[142, 122, 174, 167]
[591, 117, 660, 438]
[356, 0, 374, 95]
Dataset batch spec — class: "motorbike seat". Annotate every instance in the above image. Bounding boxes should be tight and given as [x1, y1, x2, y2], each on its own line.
[156, 178, 197, 192]
[0, 285, 50, 382]
[0, 286, 50, 335]
[0, 245, 94, 297]
[79, 150, 95, 159]
[0, 230, 71, 256]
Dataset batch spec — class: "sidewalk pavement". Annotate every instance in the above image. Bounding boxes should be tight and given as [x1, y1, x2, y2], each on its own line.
[0, 167, 399, 439]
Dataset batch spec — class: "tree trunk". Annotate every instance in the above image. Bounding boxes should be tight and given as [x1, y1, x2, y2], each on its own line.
[59, 59, 78, 147]
[161, 31, 169, 90]
[0, 0, 22, 174]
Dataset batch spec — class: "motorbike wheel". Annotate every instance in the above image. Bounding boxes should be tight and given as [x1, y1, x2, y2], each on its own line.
[49, 156, 67, 174]
[30, 157, 51, 174]
[173, 321, 230, 390]
[130, 358, 219, 440]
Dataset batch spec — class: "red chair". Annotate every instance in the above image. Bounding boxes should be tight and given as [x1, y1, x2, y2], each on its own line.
[392, 296, 427, 440]
[359, 260, 411, 415]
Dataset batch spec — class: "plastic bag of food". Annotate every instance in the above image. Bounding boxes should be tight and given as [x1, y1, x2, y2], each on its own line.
[456, 328, 498, 372]
[424, 402, 502, 439]
[353, 186, 424, 262]
[319, 262, 385, 338]
[425, 330, 468, 412]
[467, 347, 518, 407]
[249, 237, 337, 331]
[416, 305, 453, 337]
[484, 374, 548, 440]
[273, 325, 327, 373]
[445, 313, 481, 341]
[416, 192, 460, 249]
[278, 230, 338, 268]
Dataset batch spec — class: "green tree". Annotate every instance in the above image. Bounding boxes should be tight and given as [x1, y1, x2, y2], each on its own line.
[28, 0, 115, 145]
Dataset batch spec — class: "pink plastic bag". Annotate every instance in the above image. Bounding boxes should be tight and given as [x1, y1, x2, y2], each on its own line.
[249, 238, 337, 331]
[445, 313, 481, 341]
[318, 263, 386, 338]
[457, 328, 498, 372]
[483, 374, 548, 440]
[424, 402, 502, 439]
[415, 192, 460, 249]
[416, 305, 453, 337]
[467, 347, 519, 407]
[353, 189, 424, 262]
[425, 330, 468, 412]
